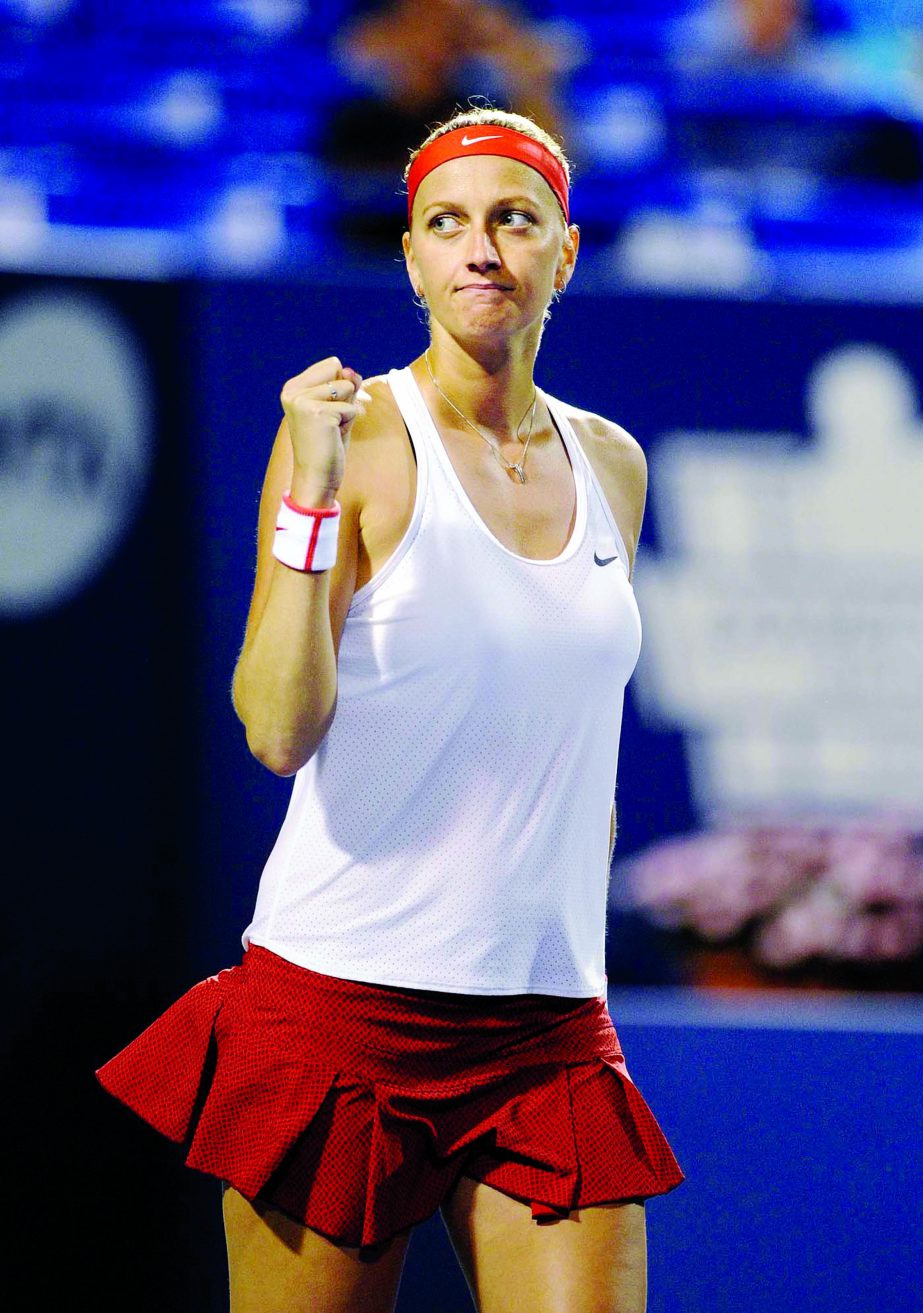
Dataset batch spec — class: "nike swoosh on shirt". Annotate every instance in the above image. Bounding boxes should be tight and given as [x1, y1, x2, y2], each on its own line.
[461, 134, 504, 146]
[593, 552, 620, 567]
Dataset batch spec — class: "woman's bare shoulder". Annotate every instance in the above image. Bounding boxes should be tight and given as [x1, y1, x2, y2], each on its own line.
[556, 401, 648, 570]
[347, 374, 404, 443]
[340, 374, 416, 582]
[338, 374, 408, 491]
[558, 402, 645, 469]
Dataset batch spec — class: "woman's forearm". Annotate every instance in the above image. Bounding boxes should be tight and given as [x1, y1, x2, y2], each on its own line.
[232, 566, 338, 776]
[232, 360, 365, 776]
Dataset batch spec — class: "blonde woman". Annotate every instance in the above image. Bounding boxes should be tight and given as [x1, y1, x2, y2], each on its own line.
[99, 108, 683, 1313]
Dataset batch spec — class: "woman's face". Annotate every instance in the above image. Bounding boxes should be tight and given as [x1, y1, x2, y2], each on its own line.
[402, 155, 578, 348]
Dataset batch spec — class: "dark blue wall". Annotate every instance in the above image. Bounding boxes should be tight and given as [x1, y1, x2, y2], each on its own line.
[615, 1001, 923, 1313]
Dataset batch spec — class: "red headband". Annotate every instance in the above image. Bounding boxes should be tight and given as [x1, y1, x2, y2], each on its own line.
[406, 125, 570, 225]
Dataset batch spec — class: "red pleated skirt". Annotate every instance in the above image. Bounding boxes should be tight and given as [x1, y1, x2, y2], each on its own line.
[96, 945, 683, 1247]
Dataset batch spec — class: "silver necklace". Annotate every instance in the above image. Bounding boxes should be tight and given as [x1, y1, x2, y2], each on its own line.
[424, 349, 538, 484]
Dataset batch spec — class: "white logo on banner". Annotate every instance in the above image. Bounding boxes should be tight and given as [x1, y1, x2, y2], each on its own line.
[0, 290, 151, 617]
[633, 344, 923, 819]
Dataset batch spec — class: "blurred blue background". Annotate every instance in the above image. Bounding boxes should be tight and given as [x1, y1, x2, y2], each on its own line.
[3, 0, 923, 292]
[1, 1, 921, 1309]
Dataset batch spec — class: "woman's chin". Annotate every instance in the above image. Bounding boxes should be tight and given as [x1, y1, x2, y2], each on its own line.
[442, 302, 545, 345]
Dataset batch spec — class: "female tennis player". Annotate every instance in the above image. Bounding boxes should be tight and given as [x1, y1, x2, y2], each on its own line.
[98, 107, 683, 1313]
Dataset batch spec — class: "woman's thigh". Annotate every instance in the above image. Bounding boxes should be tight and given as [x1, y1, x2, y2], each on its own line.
[440, 1177, 647, 1313]
[222, 1185, 410, 1313]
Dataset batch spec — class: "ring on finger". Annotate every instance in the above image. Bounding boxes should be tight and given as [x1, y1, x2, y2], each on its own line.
[329, 385, 339, 400]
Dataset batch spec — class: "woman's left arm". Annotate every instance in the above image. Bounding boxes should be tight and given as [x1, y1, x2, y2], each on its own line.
[575, 413, 646, 868]
[574, 413, 648, 579]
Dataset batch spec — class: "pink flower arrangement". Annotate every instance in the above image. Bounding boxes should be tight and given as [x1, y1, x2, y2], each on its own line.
[627, 820, 923, 970]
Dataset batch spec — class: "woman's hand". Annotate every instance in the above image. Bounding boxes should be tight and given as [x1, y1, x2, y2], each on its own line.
[280, 356, 366, 506]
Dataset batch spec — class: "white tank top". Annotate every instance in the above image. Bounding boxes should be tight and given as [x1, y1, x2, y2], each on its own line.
[243, 367, 642, 996]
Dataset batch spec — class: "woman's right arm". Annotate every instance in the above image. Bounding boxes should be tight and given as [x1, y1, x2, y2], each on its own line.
[231, 357, 364, 776]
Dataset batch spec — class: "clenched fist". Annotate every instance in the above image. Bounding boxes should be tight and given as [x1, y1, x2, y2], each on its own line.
[280, 356, 366, 506]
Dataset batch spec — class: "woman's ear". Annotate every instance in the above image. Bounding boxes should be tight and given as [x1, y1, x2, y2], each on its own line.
[402, 230, 422, 298]
[556, 223, 580, 291]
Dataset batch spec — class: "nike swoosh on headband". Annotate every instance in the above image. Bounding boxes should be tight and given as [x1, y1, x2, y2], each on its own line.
[593, 552, 620, 567]
[407, 125, 570, 223]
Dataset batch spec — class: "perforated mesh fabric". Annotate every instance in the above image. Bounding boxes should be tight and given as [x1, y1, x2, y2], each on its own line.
[97, 947, 684, 1246]
[243, 368, 643, 997]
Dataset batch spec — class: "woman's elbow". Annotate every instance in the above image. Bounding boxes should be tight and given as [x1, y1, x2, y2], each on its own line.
[238, 716, 316, 775]
[231, 669, 337, 775]
[250, 742, 305, 777]
[240, 707, 336, 777]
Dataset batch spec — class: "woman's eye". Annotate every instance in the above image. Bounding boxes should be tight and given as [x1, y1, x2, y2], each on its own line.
[431, 214, 462, 233]
[500, 210, 534, 228]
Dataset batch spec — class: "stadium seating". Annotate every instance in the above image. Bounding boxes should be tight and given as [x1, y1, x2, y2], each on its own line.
[0, 0, 920, 292]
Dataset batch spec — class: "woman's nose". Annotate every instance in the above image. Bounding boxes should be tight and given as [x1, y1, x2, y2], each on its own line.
[466, 225, 501, 269]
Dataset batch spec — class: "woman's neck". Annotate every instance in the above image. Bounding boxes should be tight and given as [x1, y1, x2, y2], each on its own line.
[423, 332, 539, 436]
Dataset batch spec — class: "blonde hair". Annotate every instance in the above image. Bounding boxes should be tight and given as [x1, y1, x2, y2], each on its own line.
[404, 105, 572, 192]
[404, 106, 575, 328]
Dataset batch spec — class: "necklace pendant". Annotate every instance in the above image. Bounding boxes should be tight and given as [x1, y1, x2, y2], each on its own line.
[423, 350, 536, 487]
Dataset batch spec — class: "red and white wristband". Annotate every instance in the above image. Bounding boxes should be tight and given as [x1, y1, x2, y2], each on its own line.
[272, 492, 340, 572]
